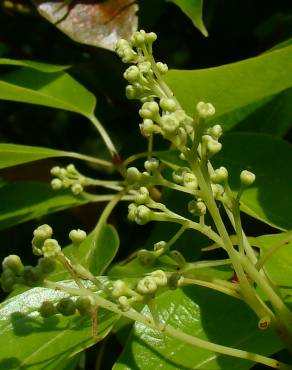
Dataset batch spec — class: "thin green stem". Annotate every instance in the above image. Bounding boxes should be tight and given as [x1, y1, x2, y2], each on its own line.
[89, 115, 118, 158]
[66, 151, 114, 168]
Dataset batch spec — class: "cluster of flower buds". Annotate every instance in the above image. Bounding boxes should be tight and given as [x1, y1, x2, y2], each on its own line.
[0, 252, 57, 292]
[39, 295, 95, 318]
[50, 164, 85, 195]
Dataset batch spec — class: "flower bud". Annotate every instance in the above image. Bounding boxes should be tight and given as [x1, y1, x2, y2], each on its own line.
[22, 266, 43, 286]
[124, 66, 140, 82]
[135, 187, 150, 204]
[137, 276, 157, 295]
[138, 61, 152, 74]
[137, 249, 157, 265]
[69, 229, 87, 245]
[71, 183, 83, 195]
[207, 140, 222, 156]
[196, 101, 215, 118]
[112, 280, 128, 298]
[139, 102, 160, 120]
[156, 62, 168, 74]
[128, 203, 138, 222]
[75, 295, 95, 315]
[33, 224, 53, 243]
[2, 255, 24, 275]
[145, 32, 157, 44]
[118, 296, 131, 311]
[125, 85, 137, 100]
[57, 298, 76, 316]
[208, 124, 222, 139]
[66, 164, 78, 175]
[126, 167, 142, 184]
[240, 170, 256, 186]
[130, 30, 146, 47]
[211, 167, 228, 184]
[51, 178, 63, 190]
[159, 98, 177, 112]
[1, 268, 16, 292]
[172, 167, 189, 184]
[39, 301, 57, 318]
[50, 166, 61, 176]
[160, 114, 179, 135]
[149, 270, 167, 286]
[144, 158, 159, 173]
[135, 205, 152, 225]
[37, 257, 57, 274]
[183, 172, 198, 190]
[42, 239, 61, 258]
[153, 241, 167, 252]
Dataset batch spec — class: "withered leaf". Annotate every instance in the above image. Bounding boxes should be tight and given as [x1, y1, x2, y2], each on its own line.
[34, 0, 138, 50]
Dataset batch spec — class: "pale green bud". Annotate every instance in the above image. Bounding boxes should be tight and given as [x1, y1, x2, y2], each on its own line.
[71, 183, 83, 195]
[118, 296, 131, 311]
[128, 203, 137, 222]
[183, 172, 198, 190]
[154, 241, 167, 252]
[130, 30, 146, 47]
[50, 166, 61, 176]
[209, 124, 222, 139]
[33, 224, 53, 241]
[138, 61, 152, 74]
[145, 32, 157, 44]
[159, 98, 177, 112]
[69, 229, 87, 245]
[156, 62, 168, 74]
[207, 140, 222, 155]
[42, 239, 61, 258]
[124, 66, 140, 82]
[137, 249, 157, 265]
[211, 167, 228, 184]
[51, 178, 63, 190]
[169, 250, 186, 267]
[144, 158, 159, 173]
[112, 280, 128, 298]
[139, 102, 160, 120]
[196, 101, 216, 118]
[188, 200, 206, 216]
[1, 268, 16, 292]
[149, 270, 167, 286]
[160, 114, 179, 134]
[22, 266, 43, 286]
[135, 187, 150, 204]
[139, 119, 154, 137]
[137, 276, 157, 295]
[126, 167, 142, 184]
[135, 205, 152, 225]
[125, 85, 137, 100]
[240, 170, 256, 186]
[66, 164, 78, 175]
[172, 167, 189, 184]
[2, 255, 23, 275]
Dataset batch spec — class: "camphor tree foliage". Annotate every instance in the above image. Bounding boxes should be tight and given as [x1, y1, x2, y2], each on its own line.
[0, 1, 292, 369]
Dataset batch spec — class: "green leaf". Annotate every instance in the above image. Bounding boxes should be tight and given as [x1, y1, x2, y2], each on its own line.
[0, 143, 95, 169]
[254, 232, 292, 289]
[157, 133, 292, 231]
[214, 133, 292, 231]
[0, 58, 69, 72]
[166, 44, 292, 120]
[0, 283, 118, 370]
[167, 0, 208, 36]
[0, 67, 96, 118]
[114, 286, 282, 370]
[0, 182, 95, 230]
[80, 224, 120, 275]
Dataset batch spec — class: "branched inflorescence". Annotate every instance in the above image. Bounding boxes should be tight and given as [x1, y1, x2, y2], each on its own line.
[1, 30, 292, 370]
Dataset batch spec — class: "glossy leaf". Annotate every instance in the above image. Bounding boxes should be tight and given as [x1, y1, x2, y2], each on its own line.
[84, 224, 120, 276]
[254, 232, 292, 289]
[0, 182, 95, 230]
[214, 133, 292, 231]
[0, 143, 96, 169]
[167, 0, 208, 36]
[114, 286, 282, 370]
[166, 44, 292, 120]
[0, 67, 96, 118]
[34, 0, 138, 51]
[0, 283, 118, 370]
[0, 58, 69, 72]
[158, 133, 292, 231]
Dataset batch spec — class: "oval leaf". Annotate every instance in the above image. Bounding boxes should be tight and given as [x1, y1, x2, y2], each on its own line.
[114, 286, 282, 370]
[0, 67, 96, 118]
[0, 284, 118, 370]
[166, 44, 292, 120]
[0, 182, 95, 230]
[34, 0, 138, 50]
[0, 143, 98, 169]
[0, 58, 69, 72]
